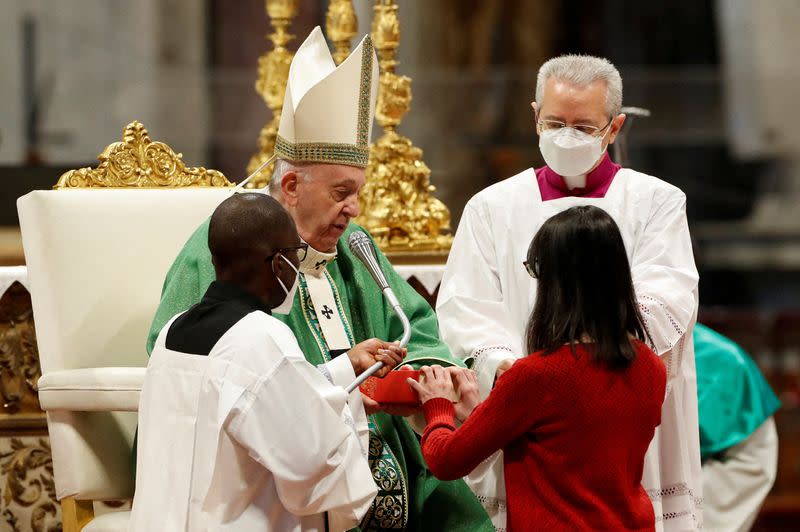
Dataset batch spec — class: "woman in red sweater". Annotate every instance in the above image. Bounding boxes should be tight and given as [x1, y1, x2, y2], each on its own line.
[411, 205, 667, 531]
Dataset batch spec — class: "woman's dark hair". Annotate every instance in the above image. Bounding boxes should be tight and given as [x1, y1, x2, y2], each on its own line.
[524, 205, 649, 369]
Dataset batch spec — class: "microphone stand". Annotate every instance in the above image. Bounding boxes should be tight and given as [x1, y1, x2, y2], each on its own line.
[345, 232, 412, 393]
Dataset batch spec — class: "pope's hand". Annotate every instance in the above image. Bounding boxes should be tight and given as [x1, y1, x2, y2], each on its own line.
[347, 339, 406, 377]
[408, 365, 454, 404]
[495, 358, 515, 382]
[448, 367, 481, 422]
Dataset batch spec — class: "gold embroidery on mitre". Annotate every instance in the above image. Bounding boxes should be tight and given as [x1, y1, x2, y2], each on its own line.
[274, 135, 370, 167]
[357, 36, 374, 148]
[272, 34, 375, 169]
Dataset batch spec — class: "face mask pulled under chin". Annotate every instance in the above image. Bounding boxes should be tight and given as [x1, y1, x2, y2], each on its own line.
[272, 254, 299, 315]
[539, 127, 607, 177]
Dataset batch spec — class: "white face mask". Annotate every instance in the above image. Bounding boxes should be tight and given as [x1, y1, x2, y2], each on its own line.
[272, 253, 299, 315]
[539, 127, 608, 177]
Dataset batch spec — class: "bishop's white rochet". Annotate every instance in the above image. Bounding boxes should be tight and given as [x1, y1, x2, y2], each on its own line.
[346, 231, 411, 393]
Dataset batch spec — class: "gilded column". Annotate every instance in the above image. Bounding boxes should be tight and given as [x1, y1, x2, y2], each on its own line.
[326, 0, 358, 65]
[246, 0, 299, 189]
[356, 0, 453, 255]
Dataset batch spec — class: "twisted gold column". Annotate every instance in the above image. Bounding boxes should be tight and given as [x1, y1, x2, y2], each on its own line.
[246, 0, 299, 189]
[326, 0, 357, 65]
[356, 0, 453, 255]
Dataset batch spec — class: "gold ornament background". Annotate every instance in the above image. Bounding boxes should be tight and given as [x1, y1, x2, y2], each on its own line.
[358, 0, 453, 253]
[0, 438, 59, 532]
[246, 0, 299, 190]
[55, 122, 232, 189]
[0, 283, 59, 532]
[326, 0, 358, 65]
[248, 0, 453, 254]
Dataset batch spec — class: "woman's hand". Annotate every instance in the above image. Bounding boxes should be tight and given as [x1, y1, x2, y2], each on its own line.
[495, 358, 515, 381]
[408, 365, 454, 404]
[448, 367, 482, 422]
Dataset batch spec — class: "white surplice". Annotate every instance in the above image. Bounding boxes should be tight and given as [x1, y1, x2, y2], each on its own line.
[437, 167, 702, 531]
[130, 311, 376, 532]
[702, 416, 778, 532]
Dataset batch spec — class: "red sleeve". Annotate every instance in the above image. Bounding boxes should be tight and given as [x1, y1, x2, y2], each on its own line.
[420, 361, 544, 480]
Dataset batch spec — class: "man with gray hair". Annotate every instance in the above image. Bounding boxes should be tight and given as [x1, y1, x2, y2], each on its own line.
[437, 54, 702, 531]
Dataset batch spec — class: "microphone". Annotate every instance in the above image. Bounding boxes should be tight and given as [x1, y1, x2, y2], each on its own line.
[345, 231, 412, 393]
[348, 231, 390, 290]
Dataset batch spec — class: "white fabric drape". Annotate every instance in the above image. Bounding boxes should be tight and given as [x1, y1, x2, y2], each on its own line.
[437, 168, 703, 531]
[702, 416, 778, 532]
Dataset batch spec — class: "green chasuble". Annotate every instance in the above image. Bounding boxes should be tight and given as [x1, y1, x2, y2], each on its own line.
[146, 220, 493, 532]
[695, 323, 780, 461]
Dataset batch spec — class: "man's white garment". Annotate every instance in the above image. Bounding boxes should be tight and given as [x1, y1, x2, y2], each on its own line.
[130, 311, 376, 532]
[702, 416, 778, 532]
[437, 167, 702, 531]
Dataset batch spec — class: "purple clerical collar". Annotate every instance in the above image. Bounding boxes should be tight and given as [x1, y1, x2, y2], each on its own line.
[535, 152, 621, 201]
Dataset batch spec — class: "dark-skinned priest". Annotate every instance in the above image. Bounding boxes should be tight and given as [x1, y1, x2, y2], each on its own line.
[145, 27, 493, 532]
[132, 193, 398, 531]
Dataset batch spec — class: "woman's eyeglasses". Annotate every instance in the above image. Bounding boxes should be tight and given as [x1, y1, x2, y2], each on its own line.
[523, 259, 537, 279]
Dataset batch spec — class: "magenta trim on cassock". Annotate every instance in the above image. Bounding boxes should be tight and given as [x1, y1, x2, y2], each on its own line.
[535, 152, 621, 201]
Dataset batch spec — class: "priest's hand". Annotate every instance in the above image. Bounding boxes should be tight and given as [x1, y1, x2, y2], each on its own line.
[347, 339, 406, 377]
[361, 394, 383, 415]
[408, 365, 454, 404]
[448, 367, 482, 422]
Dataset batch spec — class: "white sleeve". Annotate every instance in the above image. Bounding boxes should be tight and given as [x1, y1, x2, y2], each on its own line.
[317, 352, 356, 388]
[226, 355, 376, 527]
[315, 353, 369, 457]
[631, 191, 699, 386]
[437, 200, 520, 397]
[702, 417, 778, 532]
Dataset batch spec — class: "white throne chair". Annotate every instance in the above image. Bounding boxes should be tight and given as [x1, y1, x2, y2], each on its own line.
[17, 121, 233, 532]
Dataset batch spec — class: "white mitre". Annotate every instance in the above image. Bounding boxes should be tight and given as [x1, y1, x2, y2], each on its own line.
[275, 26, 379, 168]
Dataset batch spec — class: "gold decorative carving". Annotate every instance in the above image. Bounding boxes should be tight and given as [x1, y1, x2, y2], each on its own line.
[60, 497, 91, 532]
[356, 0, 453, 252]
[246, 0, 299, 189]
[54, 121, 232, 189]
[0, 283, 42, 419]
[326, 0, 358, 65]
[0, 437, 59, 532]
